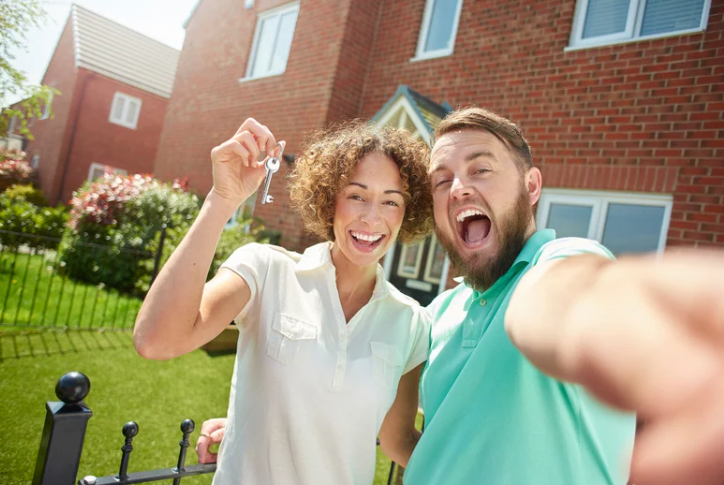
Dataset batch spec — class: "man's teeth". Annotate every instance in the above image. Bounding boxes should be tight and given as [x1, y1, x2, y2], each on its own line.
[456, 209, 484, 222]
[352, 231, 382, 242]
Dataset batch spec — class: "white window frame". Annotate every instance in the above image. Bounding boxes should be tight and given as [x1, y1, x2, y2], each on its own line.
[109, 92, 142, 130]
[31, 154, 40, 169]
[537, 188, 673, 254]
[423, 235, 446, 285]
[411, 0, 464, 62]
[8, 116, 17, 134]
[397, 240, 426, 279]
[88, 163, 127, 182]
[244, 0, 255, 9]
[40, 92, 53, 120]
[567, 0, 712, 51]
[241, 2, 300, 82]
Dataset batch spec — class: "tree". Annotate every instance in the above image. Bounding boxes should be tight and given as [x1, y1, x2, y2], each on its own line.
[0, 0, 58, 139]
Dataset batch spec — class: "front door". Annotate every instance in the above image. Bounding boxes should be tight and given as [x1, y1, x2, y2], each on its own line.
[387, 235, 448, 307]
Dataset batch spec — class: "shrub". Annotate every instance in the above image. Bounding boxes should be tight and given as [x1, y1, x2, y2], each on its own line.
[4, 184, 48, 206]
[0, 149, 38, 192]
[60, 173, 200, 293]
[0, 194, 68, 250]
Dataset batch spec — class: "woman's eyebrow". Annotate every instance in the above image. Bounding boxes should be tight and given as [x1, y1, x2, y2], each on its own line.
[349, 182, 403, 196]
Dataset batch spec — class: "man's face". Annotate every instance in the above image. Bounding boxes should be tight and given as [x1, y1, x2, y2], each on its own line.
[429, 129, 540, 291]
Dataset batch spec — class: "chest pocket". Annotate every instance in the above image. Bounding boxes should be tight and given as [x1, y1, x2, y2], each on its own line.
[267, 313, 317, 365]
[370, 341, 404, 389]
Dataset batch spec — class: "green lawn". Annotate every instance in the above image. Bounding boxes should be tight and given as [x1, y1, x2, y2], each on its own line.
[0, 251, 142, 330]
[0, 331, 408, 485]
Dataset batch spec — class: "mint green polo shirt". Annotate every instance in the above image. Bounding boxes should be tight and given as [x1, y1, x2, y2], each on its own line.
[405, 230, 636, 485]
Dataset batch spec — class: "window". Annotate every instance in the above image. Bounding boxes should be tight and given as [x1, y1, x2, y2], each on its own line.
[397, 241, 425, 278]
[226, 192, 257, 231]
[569, 0, 711, 49]
[536, 189, 673, 255]
[31, 155, 40, 169]
[423, 235, 447, 284]
[412, 0, 464, 61]
[245, 0, 254, 9]
[40, 92, 53, 120]
[109, 92, 142, 129]
[243, 3, 299, 81]
[88, 163, 127, 182]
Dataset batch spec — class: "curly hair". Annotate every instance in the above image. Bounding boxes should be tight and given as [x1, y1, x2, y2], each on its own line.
[288, 121, 433, 244]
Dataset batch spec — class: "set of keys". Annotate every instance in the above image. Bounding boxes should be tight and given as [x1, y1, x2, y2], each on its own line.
[260, 142, 283, 205]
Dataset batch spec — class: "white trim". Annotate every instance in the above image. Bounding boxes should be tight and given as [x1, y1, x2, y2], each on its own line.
[31, 154, 40, 169]
[374, 97, 431, 144]
[242, 2, 299, 82]
[40, 92, 53, 120]
[88, 162, 127, 182]
[537, 188, 673, 254]
[438, 256, 451, 294]
[423, 234, 445, 284]
[383, 242, 397, 279]
[397, 241, 425, 279]
[413, 0, 464, 61]
[567, 0, 711, 50]
[7, 116, 17, 135]
[109, 92, 142, 130]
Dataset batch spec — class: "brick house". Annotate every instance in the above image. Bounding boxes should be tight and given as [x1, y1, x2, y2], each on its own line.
[155, 0, 722, 305]
[22, 4, 180, 204]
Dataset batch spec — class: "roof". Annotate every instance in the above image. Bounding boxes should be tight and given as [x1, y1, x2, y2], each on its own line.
[373, 85, 451, 134]
[71, 4, 180, 98]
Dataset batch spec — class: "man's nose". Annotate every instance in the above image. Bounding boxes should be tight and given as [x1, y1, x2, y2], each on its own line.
[450, 177, 473, 200]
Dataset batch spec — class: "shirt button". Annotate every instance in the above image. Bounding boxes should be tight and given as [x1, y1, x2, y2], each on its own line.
[479, 299, 487, 306]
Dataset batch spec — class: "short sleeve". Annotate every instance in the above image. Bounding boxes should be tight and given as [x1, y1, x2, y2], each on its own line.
[532, 237, 616, 267]
[219, 242, 269, 323]
[403, 306, 432, 374]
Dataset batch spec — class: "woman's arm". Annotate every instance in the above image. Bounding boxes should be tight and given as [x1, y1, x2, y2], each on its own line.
[378, 364, 423, 467]
[133, 118, 280, 360]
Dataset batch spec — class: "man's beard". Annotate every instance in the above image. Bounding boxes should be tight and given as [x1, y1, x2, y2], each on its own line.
[436, 187, 533, 292]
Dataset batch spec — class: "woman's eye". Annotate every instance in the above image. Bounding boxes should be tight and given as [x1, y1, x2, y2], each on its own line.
[384, 201, 400, 207]
[349, 194, 364, 201]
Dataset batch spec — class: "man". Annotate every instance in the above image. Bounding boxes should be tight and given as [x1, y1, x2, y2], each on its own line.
[198, 108, 724, 485]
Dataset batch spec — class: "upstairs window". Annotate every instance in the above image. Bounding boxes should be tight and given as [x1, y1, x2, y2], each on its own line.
[413, 0, 464, 61]
[40, 92, 53, 120]
[31, 154, 40, 169]
[569, 0, 711, 49]
[244, 2, 299, 80]
[109, 92, 142, 129]
[88, 163, 127, 182]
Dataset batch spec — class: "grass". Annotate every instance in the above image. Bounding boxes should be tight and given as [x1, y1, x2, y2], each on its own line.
[0, 331, 410, 485]
[0, 251, 142, 330]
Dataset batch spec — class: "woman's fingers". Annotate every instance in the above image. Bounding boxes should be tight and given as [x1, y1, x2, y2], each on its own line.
[211, 139, 250, 166]
[235, 118, 277, 157]
[235, 131, 260, 166]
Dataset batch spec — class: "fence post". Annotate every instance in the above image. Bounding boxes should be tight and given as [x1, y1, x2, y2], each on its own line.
[32, 372, 93, 485]
[151, 225, 167, 285]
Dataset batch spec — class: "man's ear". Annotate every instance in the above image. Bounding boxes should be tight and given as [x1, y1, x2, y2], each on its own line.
[526, 167, 542, 206]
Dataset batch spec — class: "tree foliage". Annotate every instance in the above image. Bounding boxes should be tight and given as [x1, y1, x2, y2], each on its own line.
[0, 0, 58, 139]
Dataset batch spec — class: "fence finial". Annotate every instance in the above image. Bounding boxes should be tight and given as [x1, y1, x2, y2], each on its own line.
[55, 371, 91, 404]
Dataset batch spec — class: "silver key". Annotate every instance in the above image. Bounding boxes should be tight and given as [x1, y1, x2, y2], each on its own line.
[261, 143, 283, 205]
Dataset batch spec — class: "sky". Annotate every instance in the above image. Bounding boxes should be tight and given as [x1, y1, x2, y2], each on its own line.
[6, 0, 199, 105]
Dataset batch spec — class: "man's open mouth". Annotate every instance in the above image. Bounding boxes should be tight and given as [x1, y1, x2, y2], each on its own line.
[455, 208, 492, 247]
[350, 230, 385, 252]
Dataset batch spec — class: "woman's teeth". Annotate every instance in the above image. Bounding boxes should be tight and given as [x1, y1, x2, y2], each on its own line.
[351, 231, 382, 242]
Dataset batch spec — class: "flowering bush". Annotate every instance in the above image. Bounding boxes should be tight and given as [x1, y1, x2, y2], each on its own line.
[0, 194, 68, 249]
[60, 172, 199, 293]
[0, 149, 38, 192]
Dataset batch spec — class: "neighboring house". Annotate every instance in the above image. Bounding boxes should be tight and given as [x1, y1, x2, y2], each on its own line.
[155, 0, 723, 305]
[24, 4, 180, 204]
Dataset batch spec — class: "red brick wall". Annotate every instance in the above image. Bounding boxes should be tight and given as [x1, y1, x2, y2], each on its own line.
[154, 0, 372, 252]
[359, 0, 724, 249]
[24, 16, 78, 201]
[51, 69, 170, 203]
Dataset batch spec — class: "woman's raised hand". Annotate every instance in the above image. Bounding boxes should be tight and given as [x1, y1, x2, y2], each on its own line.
[210, 118, 285, 207]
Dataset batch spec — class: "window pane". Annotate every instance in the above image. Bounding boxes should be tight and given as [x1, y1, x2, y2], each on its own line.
[113, 96, 126, 121]
[641, 0, 705, 36]
[582, 0, 631, 39]
[546, 203, 593, 238]
[602, 203, 665, 255]
[270, 10, 298, 73]
[424, 0, 460, 52]
[125, 101, 139, 125]
[251, 14, 281, 77]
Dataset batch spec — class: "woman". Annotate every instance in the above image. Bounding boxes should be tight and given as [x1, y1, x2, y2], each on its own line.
[133, 118, 433, 485]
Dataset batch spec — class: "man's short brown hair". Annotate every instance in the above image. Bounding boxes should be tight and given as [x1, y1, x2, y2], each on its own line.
[434, 107, 532, 170]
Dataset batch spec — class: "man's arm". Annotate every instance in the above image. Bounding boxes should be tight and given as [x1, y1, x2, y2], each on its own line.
[505, 250, 724, 485]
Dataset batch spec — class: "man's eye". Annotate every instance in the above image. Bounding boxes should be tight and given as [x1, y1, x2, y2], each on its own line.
[435, 180, 451, 188]
[474, 168, 490, 175]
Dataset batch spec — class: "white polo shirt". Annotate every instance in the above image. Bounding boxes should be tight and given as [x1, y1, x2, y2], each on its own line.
[213, 242, 430, 485]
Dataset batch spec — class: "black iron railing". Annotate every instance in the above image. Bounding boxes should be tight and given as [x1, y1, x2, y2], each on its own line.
[34, 372, 400, 485]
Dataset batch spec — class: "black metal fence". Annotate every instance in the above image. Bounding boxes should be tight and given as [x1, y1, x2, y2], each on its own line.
[0, 230, 165, 331]
[34, 372, 400, 485]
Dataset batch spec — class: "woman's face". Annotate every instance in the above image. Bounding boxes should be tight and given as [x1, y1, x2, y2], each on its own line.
[332, 152, 406, 269]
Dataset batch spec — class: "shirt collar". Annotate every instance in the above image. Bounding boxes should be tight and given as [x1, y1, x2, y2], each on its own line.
[464, 228, 557, 298]
[295, 241, 391, 301]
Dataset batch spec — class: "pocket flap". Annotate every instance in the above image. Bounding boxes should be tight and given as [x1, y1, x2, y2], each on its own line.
[274, 314, 317, 340]
[370, 341, 403, 366]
